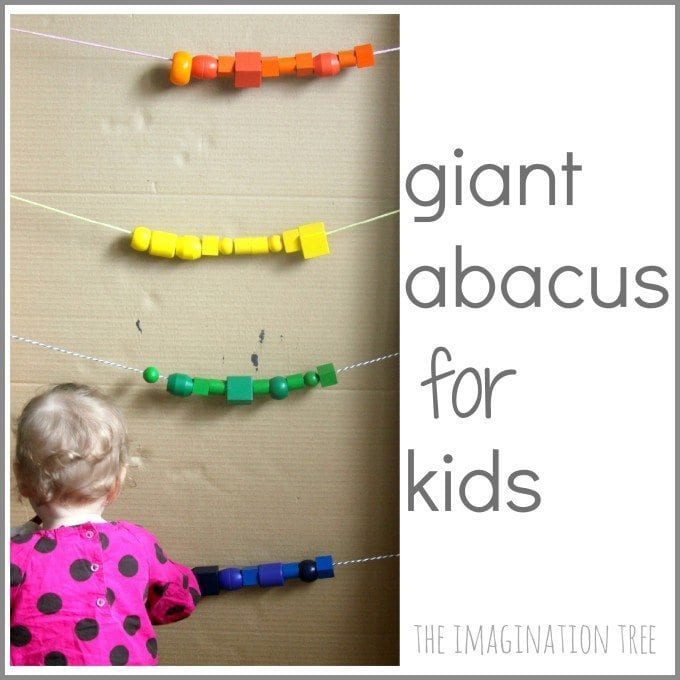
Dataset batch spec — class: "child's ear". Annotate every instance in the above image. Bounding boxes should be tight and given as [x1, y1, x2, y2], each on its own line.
[107, 467, 127, 503]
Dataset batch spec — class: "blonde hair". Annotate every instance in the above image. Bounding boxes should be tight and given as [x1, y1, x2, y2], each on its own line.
[14, 383, 132, 506]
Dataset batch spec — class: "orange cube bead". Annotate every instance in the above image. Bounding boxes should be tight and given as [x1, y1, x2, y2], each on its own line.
[234, 51, 262, 88]
[313, 52, 341, 77]
[170, 51, 192, 86]
[354, 43, 375, 68]
[295, 52, 314, 77]
[278, 56, 296, 75]
[261, 57, 280, 78]
[217, 55, 235, 77]
[338, 50, 357, 69]
[191, 55, 218, 79]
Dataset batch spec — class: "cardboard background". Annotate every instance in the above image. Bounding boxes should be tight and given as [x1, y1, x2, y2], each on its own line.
[9, 13, 399, 666]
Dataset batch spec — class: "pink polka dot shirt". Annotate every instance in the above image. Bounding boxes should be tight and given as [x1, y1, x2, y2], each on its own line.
[10, 520, 200, 666]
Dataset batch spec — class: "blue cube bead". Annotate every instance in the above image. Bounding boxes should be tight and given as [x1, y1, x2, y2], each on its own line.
[241, 567, 258, 587]
[258, 563, 284, 588]
[218, 567, 243, 591]
[315, 555, 335, 579]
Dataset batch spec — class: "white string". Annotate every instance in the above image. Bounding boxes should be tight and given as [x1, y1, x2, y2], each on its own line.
[334, 553, 399, 567]
[373, 47, 400, 55]
[337, 352, 399, 373]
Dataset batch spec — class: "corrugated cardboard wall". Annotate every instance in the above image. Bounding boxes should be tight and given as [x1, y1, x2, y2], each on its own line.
[9, 14, 399, 666]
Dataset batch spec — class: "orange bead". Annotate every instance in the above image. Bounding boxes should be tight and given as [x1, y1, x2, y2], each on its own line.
[170, 51, 192, 86]
[191, 55, 218, 80]
[262, 57, 280, 78]
[217, 56, 235, 77]
[313, 53, 341, 77]
[354, 43, 375, 68]
[234, 51, 262, 88]
[278, 56, 296, 75]
[338, 50, 357, 68]
[295, 52, 314, 77]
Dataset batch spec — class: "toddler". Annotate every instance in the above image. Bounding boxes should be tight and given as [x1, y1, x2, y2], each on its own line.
[10, 383, 201, 666]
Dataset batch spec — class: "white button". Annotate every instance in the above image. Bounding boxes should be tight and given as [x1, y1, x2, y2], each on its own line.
[90, 563, 99, 572]
[85, 530, 94, 539]
[96, 597, 106, 607]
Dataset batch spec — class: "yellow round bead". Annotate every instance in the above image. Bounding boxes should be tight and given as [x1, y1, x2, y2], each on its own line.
[175, 235, 202, 260]
[268, 234, 283, 253]
[219, 237, 234, 255]
[170, 51, 192, 86]
[130, 226, 152, 252]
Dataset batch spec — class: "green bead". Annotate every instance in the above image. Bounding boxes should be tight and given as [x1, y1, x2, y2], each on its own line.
[208, 379, 226, 395]
[316, 363, 338, 387]
[226, 376, 254, 404]
[167, 373, 194, 397]
[143, 366, 159, 384]
[269, 376, 289, 400]
[192, 378, 211, 396]
[303, 371, 319, 387]
[253, 379, 270, 396]
[287, 373, 305, 390]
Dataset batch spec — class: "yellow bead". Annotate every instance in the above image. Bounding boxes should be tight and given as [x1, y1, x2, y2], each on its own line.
[201, 235, 220, 256]
[219, 237, 234, 255]
[130, 226, 152, 252]
[282, 228, 301, 253]
[251, 236, 269, 254]
[148, 230, 178, 258]
[268, 235, 283, 253]
[299, 222, 330, 259]
[170, 51, 192, 86]
[175, 235, 202, 260]
[233, 237, 252, 255]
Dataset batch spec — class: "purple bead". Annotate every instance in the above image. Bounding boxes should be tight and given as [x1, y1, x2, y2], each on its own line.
[218, 567, 243, 591]
[258, 562, 284, 587]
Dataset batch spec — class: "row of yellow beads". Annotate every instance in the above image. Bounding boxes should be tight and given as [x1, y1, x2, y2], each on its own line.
[129, 222, 330, 260]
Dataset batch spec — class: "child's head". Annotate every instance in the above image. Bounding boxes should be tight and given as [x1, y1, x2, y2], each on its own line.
[14, 383, 131, 508]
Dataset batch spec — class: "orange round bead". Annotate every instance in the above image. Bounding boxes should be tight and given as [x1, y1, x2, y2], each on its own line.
[170, 51, 192, 86]
[192, 55, 218, 80]
[313, 53, 341, 77]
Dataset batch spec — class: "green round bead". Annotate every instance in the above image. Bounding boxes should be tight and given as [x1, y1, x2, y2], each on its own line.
[269, 376, 289, 400]
[143, 366, 160, 384]
[303, 371, 320, 387]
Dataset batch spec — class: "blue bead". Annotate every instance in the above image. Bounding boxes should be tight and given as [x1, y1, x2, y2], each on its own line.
[299, 559, 318, 582]
[241, 567, 258, 587]
[315, 555, 334, 579]
[192, 565, 220, 596]
[258, 563, 284, 587]
[218, 568, 243, 591]
[282, 562, 300, 580]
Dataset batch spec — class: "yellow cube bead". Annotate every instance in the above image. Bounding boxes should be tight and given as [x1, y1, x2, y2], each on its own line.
[219, 237, 234, 255]
[282, 228, 301, 253]
[201, 235, 220, 256]
[130, 226, 152, 252]
[251, 236, 269, 255]
[268, 234, 283, 253]
[298, 222, 330, 259]
[148, 230, 178, 258]
[175, 235, 202, 260]
[233, 237, 252, 255]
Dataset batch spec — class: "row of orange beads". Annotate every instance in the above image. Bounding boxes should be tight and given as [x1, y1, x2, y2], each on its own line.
[170, 44, 375, 88]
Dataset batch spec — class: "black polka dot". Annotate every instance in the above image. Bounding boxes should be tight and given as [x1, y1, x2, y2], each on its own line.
[10, 563, 24, 587]
[37, 592, 62, 615]
[11, 531, 33, 544]
[182, 574, 189, 589]
[189, 587, 201, 606]
[146, 637, 158, 658]
[166, 604, 185, 617]
[106, 587, 116, 605]
[152, 582, 169, 597]
[44, 651, 68, 665]
[118, 555, 138, 577]
[99, 532, 109, 550]
[154, 543, 167, 564]
[10, 625, 31, 647]
[34, 537, 57, 553]
[123, 614, 141, 636]
[75, 618, 99, 641]
[109, 645, 129, 665]
[69, 558, 93, 582]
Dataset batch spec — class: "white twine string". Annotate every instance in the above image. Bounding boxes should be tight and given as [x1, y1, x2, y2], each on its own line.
[334, 553, 399, 567]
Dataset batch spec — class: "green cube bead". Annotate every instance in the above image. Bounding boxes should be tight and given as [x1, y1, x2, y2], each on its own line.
[167, 373, 194, 397]
[303, 371, 320, 387]
[316, 363, 338, 387]
[286, 373, 305, 390]
[208, 379, 226, 395]
[226, 376, 254, 404]
[253, 379, 270, 396]
[192, 378, 211, 396]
